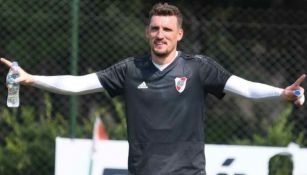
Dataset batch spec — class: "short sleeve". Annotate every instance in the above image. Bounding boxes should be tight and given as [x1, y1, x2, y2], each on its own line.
[96, 61, 127, 97]
[198, 56, 232, 99]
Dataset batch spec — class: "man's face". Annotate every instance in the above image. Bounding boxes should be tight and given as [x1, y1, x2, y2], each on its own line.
[146, 15, 183, 58]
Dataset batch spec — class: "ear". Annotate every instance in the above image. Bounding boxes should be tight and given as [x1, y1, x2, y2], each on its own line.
[177, 28, 184, 41]
[145, 27, 150, 39]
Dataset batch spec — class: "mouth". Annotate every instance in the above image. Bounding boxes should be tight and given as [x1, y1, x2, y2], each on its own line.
[153, 40, 167, 48]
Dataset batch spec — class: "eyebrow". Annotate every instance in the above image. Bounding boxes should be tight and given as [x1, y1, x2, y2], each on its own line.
[149, 25, 173, 31]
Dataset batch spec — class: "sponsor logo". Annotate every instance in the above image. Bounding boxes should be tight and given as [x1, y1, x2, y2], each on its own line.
[137, 81, 148, 89]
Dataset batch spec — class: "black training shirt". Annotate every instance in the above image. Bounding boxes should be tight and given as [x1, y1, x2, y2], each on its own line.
[97, 52, 231, 175]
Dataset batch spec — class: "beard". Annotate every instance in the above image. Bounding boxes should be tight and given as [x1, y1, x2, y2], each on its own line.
[151, 43, 174, 58]
[149, 39, 176, 59]
[152, 49, 170, 58]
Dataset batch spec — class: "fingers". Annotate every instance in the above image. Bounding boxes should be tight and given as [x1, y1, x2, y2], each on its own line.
[0, 58, 13, 67]
[294, 95, 305, 107]
[292, 87, 305, 107]
[292, 74, 306, 87]
[283, 85, 305, 103]
[15, 77, 22, 84]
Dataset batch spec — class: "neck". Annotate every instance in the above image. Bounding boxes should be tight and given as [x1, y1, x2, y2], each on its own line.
[151, 50, 177, 65]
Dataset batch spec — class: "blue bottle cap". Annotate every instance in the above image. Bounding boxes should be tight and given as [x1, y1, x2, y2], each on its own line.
[293, 90, 301, 97]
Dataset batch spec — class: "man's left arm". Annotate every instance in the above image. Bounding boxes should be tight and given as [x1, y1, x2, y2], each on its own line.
[224, 74, 305, 107]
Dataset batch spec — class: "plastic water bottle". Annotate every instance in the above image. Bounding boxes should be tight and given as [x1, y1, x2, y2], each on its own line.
[6, 61, 20, 108]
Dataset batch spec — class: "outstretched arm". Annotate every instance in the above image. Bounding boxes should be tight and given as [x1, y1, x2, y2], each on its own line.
[31, 74, 103, 95]
[224, 74, 305, 107]
[1, 58, 104, 95]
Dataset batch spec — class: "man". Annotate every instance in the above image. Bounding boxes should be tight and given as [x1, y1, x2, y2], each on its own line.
[1, 3, 305, 175]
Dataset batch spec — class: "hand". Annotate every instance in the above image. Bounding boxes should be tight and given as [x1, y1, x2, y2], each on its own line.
[282, 74, 305, 107]
[1, 58, 34, 85]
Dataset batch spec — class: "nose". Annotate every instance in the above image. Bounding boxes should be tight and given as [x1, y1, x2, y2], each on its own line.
[156, 29, 164, 39]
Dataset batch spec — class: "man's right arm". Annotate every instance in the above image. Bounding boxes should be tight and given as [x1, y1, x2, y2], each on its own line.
[1, 58, 104, 95]
[32, 74, 104, 95]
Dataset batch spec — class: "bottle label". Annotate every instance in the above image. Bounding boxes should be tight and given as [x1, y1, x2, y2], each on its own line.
[7, 73, 20, 107]
[7, 74, 18, 85]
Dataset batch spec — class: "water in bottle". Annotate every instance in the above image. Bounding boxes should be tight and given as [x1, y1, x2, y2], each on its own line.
[6, 61, 20, 107]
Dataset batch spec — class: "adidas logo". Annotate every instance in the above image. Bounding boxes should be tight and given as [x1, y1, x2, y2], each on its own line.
[137, 81, 148, 89]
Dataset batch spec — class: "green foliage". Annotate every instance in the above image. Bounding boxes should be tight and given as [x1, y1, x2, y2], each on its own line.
[109, 97, 127, 139]
[233, 104, 304, 175]
[233, 104, 304, 146]
[269, 155, 293, 175]
[0, 92, 126, 175]
[0, 106, 67, 175]
[0, 93, 94, 175]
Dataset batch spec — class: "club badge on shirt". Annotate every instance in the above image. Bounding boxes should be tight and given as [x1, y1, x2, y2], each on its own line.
[175, 77, 188, 93]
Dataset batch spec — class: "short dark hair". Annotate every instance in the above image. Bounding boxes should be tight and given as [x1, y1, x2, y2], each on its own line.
[149, 3, 183, 28]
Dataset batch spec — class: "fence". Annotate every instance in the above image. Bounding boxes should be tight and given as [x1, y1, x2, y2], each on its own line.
[0, 1, 306, 175]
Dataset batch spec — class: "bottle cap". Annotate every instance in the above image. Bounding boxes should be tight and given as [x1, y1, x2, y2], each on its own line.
[11, 61, 19, 72]
[293, 90, 301, 97]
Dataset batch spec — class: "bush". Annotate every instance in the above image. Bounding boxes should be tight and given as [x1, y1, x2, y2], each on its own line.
[232, 104, 304, 175]
[0, 93, 127, 175]
[233, 104, 304, 146]
[0, 106, 70, 175]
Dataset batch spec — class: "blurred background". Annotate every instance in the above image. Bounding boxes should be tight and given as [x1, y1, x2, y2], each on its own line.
[0, 0, 306, 174]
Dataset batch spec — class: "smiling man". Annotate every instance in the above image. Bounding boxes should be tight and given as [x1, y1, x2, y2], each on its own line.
[1, 2, 305, 175]
[146, 11, 183, 64]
